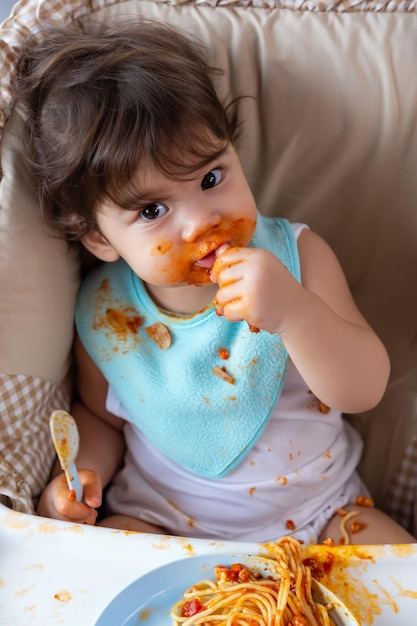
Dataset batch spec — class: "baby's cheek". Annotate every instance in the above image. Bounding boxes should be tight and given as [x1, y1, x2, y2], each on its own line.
[148, 257, 187, 284]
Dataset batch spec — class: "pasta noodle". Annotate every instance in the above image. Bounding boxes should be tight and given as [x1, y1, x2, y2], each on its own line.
[170, 536, 339, 626]
[339, 510, 359, 545]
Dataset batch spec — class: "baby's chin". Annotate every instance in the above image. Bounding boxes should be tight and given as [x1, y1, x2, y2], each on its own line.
[150, 274, 213, 289]
[185, 265, 214, 287]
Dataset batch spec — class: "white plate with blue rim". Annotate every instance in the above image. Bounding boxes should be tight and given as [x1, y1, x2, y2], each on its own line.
[94, 552, 359, 625]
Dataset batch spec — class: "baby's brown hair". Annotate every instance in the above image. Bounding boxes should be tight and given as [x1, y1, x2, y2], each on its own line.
[14, 20, 240, 239]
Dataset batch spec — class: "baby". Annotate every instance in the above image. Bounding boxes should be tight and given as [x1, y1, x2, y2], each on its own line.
[15, 19, 415, 544]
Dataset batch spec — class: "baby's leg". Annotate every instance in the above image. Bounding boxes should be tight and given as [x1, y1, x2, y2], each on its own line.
[98, 514, 167, 534]
[319, 504, 416, 545]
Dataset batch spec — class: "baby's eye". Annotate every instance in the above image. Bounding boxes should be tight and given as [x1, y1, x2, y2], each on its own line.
[140, 202, 168, 221]
[201, 168, 223, 190]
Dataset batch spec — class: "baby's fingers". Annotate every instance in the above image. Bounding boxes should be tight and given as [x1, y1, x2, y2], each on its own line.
[56, 495, 99, 525]
[210, 247, 243, 284]
[52, 476, 97, 523]
[78, 469, 102, 510]
[38, 470, 102, 525]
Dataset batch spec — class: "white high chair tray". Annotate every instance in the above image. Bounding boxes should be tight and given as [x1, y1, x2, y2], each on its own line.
[0, 504, 416, 625]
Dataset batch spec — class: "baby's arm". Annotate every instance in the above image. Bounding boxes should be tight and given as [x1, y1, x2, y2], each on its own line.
[37, 334, 125, 524]
[212, 229, 390, 414]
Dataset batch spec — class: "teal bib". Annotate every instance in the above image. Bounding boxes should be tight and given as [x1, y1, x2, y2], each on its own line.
[75, 215, 300, 477]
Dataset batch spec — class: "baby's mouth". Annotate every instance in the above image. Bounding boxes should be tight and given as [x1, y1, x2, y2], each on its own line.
[194, 243, 230, 269]
[195, 250, 217, 269]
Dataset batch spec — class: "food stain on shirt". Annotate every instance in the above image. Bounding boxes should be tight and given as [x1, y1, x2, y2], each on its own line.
[307, 390, 331, 414]
[168, 500, 195, 530]
[275, 476, 288, 486]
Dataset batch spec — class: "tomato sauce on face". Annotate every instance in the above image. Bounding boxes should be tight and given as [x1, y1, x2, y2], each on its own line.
[148, 217, 256, 287]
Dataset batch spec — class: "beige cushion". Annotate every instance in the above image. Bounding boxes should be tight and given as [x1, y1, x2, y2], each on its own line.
[1, 0, 417, 526]
[0, 103, 80, 381]
[0, 103, 78, 510]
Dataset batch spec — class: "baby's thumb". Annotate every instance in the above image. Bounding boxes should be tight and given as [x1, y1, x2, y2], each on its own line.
[80, 470, 102, 508]
[211, 243, 231, 283]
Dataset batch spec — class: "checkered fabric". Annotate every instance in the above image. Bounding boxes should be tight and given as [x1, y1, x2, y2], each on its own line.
[384, 434, 417, 536]
[0, 374, 70, 513]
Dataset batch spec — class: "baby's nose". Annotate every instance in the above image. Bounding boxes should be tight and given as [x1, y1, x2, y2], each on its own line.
[182, 211, 221, 242]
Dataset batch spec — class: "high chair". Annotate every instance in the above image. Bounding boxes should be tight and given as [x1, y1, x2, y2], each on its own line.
[1, 1, 417, 623]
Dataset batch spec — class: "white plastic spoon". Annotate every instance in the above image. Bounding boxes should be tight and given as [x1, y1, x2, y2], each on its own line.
[49, 410, 83, 502]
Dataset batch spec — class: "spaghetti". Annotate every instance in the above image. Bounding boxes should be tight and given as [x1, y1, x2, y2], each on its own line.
[339, 510, 359, 545]
[171, 536, 338, 625]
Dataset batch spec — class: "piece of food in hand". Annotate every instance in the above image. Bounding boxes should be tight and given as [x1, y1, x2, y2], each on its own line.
[145, 322, 172, 350]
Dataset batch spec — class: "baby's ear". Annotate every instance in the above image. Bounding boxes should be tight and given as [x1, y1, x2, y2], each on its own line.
[81, 228, 120, 262]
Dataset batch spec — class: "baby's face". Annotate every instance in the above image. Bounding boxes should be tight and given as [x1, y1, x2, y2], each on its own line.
[93, 144, 257, 289]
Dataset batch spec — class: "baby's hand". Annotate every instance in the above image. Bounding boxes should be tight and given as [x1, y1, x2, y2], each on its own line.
[211, 246, 298, 334]
[36, 469, 102, 525]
